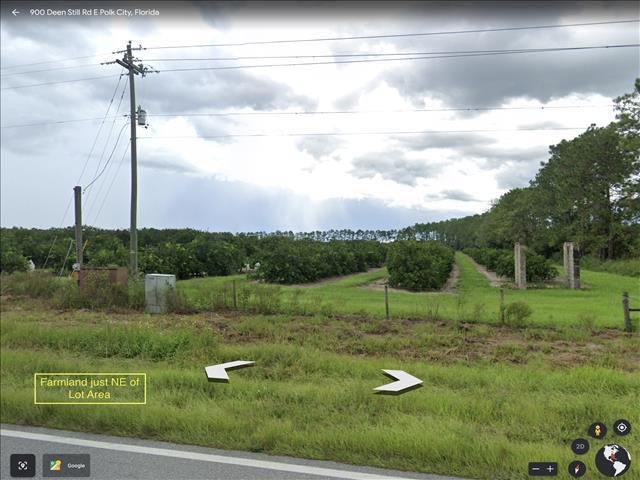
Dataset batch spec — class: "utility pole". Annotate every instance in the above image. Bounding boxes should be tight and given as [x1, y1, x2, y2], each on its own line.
[74, 185, 83, 269]
[109, 41, 155, 276]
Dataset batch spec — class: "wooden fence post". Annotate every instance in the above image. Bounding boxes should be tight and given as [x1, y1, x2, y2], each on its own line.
[623, 292, 631, 333]
[499, 288, 505, 323]
[384, 285, 390, 321]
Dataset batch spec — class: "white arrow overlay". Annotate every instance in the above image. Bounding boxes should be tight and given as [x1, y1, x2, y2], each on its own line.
[205, 360, 255, 383]
[373, 369, 423, 395]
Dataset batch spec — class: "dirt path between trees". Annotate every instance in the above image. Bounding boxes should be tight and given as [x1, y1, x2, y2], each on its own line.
[461, 253, 506, 287]
[361, 260, 460, 293]
[289, 267, 384, 288]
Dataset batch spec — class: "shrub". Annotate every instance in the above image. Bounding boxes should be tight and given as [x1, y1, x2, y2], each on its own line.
[386, 240, 454, 291]
[504, 301, 533, 327]
[1, 271, 62, 298]
[465, 247, 557, 282]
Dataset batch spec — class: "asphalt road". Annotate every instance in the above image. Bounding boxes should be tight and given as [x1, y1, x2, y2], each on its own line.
[1, 424, 464, 480]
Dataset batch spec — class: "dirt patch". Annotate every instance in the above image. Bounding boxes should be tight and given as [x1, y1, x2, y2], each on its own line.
[463, 253, 507, 287]
[289, 267, 383, 288]
[361, 262, 460, 294]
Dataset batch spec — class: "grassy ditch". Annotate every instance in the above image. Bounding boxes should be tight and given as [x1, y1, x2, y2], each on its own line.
[1, 301, 639, 479]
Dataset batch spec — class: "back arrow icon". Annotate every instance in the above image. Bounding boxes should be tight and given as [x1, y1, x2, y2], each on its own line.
[205, 360, 255, 383]
[12, 9, 20, 16]
[373, 369, 423, 395]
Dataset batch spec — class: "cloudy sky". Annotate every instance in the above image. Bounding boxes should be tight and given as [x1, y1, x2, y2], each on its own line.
[1, 1, 638, 232]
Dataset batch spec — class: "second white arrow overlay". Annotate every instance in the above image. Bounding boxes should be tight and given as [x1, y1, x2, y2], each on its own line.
[205, 360, 255, 383]
[373, 369, 423, 395]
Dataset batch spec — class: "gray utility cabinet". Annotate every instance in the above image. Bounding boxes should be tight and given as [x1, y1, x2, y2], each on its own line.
[145, 274, 176, 314]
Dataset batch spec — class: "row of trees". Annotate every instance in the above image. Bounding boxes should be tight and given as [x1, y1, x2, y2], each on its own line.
[464, 247, 557, 283]
[387, 241, 455, 291]
[409, 80, 640, 260]
[2, 81, 637, 275]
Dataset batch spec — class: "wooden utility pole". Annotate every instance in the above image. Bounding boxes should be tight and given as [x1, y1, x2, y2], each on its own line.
[73, 186, 83, 268]
[113, 41, 150, 276]
[127, 41, 138, 276]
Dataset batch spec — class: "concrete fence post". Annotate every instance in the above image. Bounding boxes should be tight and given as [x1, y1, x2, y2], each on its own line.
[514, 243, 527, 290]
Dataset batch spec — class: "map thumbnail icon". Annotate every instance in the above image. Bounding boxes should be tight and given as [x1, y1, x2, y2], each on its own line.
[595, 444, 631, 477]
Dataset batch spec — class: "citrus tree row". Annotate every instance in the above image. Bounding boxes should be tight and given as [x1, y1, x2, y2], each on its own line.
[464, 247, 557, 283]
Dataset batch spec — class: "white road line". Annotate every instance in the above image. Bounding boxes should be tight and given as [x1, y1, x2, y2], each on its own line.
[1, 429, 420, 480]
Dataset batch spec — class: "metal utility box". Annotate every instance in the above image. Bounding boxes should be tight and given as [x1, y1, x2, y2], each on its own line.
[145, 274, 176, 314]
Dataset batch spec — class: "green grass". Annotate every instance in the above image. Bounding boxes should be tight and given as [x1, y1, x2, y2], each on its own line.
[2, 254, 639, 479]
[1, 304, 638, 480]
[178, 252, 640, 329]
[580, 256, 640, 278]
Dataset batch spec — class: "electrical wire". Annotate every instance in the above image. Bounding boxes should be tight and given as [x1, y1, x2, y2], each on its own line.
[1, 116, 123, 129]
[152, 44, 639, 73]
[143, 19, 640, 50]
[138, 126, 590, 140]
[1, 52, 113, 70]
[147, 104, 615, 118]
[1, 74, 121, 90]
[0, 63, 104, 77]
[139, 45, 640, 62]
[74, 73, 125, 186]
[90, 143, 130, 226]
[1, 105, 615, 129]
[84, 122, 130, 191]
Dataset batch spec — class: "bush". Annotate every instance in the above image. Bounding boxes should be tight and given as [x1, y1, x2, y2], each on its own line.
[504, 301, 533, 327]
[386, 240, 454, 291]
[0, 249, 29, 274]
[465, 247, 557, 283]
[54, 276, 145, 311]
[1, 271, 62, 298]
[253, 238, 384, 284]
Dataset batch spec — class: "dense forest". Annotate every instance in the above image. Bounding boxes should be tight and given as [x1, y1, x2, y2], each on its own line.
[1, 81, 638, 278]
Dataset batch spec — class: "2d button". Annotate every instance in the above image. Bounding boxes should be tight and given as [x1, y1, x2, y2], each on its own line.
[613, 419, 631, 437]
[568, 460, 586, 478]
[571, 438, 589, 455]
[10, 454, 36, 478]
[588, 421, 607, 439]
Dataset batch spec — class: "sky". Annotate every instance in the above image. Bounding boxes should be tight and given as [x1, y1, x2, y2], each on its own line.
[1, 0, 638, 232]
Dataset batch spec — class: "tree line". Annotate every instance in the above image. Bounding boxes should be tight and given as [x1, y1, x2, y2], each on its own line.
[1, 81, 638, 276]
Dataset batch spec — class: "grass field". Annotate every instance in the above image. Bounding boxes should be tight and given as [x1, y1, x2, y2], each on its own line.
[1, 253, 639, 479]
[179, 252, 640, 329]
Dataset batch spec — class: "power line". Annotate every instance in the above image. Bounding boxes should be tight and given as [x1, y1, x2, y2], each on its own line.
[74, 74, 126, 186]
[143, 19, 640, 50]
[1, 74, 121, 90]
[148, 104, 615, 118]
[1, 104, 614, 129]
[84, 122, 130, 191]
[138, 126, 590, 140]
[139, 45, 640, 62]
[152, 44, 639, 73]
[1, 116, 123, 129]
[0, 63, 103, 77]
[90, 143, 130, 226]
[0, 52, 113, 70]
[85, 80, 130, 219]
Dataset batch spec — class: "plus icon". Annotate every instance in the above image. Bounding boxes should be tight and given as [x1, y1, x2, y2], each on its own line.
[547, 465, 555, 473]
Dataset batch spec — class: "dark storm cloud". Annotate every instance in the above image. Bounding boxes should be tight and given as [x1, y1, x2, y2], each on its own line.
[323, 2, 638, 111]
[392, 133, 547, 169]
[518, 120, 566, 129]
[139, 69, 317, 115]
[393, 132, 496, 150]
[138, 156, 198, 174]
[296, 136, 344, 159]
[351, 149, 443, 186]
[440, 189, 479, 202]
